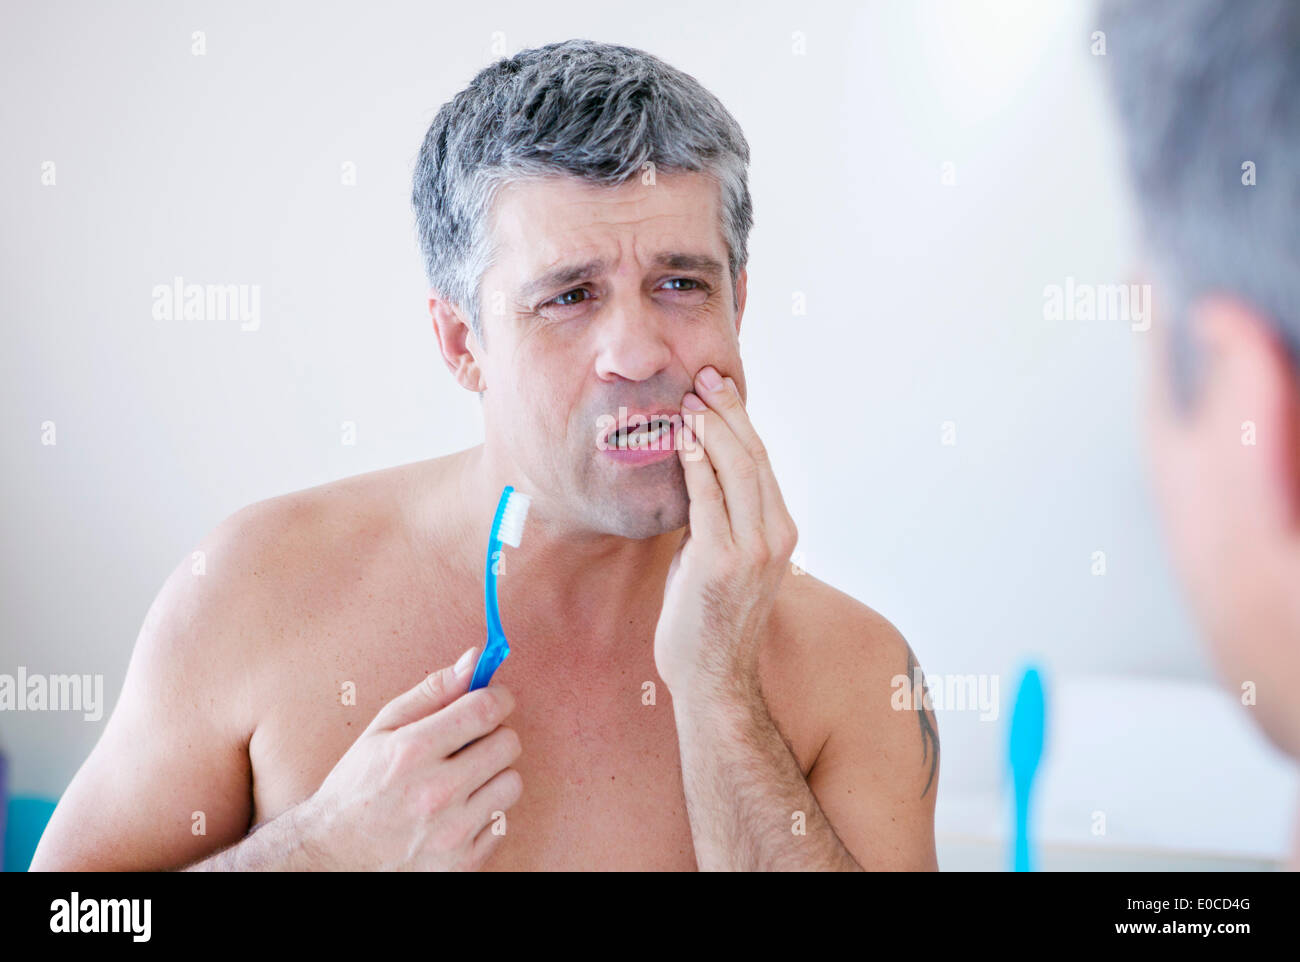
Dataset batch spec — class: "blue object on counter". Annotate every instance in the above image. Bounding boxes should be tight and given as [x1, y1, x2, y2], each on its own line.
[5, 796, 57, 872]
[1008, 664, 1046, 872]
[0, 750, 7, 861]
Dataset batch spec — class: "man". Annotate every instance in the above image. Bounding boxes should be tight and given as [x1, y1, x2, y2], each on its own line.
[1100, 0, 1300, 866]
[31, 39, 938, 871]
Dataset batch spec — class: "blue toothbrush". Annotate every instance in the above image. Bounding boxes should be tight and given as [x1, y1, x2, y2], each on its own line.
[1008, 665, 1046, 872]
[469, 485, 532, 691]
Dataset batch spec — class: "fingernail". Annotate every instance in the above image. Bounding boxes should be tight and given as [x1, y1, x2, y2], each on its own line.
[683, 392, 707, 410]
[454, 647, 477, 678]
[698, 366, 724, 391]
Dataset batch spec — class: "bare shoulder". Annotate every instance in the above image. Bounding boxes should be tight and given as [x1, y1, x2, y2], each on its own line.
[762, 570, 940, 868]
[201, 455, 447, 567]
[763, 570, 920, 728]
[764, 572, 909, 686]
[150, 454, 456, 703]
[29, 457, 458, 870]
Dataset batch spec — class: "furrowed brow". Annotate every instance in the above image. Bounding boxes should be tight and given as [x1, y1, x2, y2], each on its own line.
[515, 251, 726, 303]
[516, 259, 610, 303]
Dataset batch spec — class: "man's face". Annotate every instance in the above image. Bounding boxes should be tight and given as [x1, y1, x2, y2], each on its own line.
[473, 170, 747, 539]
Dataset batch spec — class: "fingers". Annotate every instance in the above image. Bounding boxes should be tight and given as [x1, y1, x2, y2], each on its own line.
[683, 367, 798, 558]
[465, 765, 524, 820]
[720, 376, 796, 539]
[683, 386, 763, 549]
[469, 820, 508, 869]
[444, 724, 522, 801]
[677, 415, 730, 546]
[368, 646, 478, 732]
[695, 369, 766, 465]
[422, 762, 520, 872]
[406, 683, 516, 759]
[464, 768, 524, 865]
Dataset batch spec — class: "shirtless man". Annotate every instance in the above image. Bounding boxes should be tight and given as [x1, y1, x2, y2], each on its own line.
[31, 39, 939, 871]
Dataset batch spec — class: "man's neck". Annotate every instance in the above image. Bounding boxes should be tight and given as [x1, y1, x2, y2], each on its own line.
[449, 443, 686, 659]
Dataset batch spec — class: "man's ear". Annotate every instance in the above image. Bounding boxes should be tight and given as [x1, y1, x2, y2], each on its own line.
[428, 290, 485, 394]
[1192, 295, 1300, 535]
[733, 267, 748, 337]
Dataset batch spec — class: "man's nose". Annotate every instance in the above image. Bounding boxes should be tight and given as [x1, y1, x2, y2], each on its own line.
[592, 296, 673, 383]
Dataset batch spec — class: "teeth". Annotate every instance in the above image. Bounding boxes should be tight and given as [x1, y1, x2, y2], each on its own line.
[613, 418, 671, 449]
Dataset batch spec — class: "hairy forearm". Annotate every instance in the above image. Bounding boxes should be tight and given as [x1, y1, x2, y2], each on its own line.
[672, 677, 862, 872]
[182, 802, 320, 871]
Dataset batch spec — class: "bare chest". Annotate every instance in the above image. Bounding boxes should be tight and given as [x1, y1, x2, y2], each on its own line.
[245, 581, 817, 870]
[246, 619, 707, 869]
[475, 676, 699, 871]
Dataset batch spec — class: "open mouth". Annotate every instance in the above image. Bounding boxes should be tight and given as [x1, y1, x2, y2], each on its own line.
[607, 415, 676, 450]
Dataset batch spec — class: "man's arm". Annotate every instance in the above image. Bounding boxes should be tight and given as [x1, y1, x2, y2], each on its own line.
[672, 606, 939, 871]
[182, 804, 318, 871]
[30, 516, 266, 871]
[673, 680, 863, 871]
[657, 370, 938, 870]
[804, 615, 939, 870]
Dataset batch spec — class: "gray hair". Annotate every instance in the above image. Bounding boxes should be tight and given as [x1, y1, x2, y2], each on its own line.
[1099, 0, 1300, 403]
[411, 39, 753, 348]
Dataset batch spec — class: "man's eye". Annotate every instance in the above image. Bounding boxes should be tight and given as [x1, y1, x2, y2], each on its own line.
[663, 278, 703, 292]
[547, 288, 590, 308]
[542, 279, 705, 311]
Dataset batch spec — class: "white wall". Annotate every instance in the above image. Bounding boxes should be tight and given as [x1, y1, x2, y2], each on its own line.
[2, 0, 1291, 862]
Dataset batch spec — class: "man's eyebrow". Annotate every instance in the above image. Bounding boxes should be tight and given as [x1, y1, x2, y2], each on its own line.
[650, 251, 726, 278]
[516, 258, 611, 303]
[515, 251, 725, 302]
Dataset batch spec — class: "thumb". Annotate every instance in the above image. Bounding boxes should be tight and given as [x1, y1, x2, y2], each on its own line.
[368, 646, 479, 733]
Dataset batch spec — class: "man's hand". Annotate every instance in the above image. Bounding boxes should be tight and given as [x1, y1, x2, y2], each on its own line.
[654, 364, 798, 699]
[293, 646, 523, 871]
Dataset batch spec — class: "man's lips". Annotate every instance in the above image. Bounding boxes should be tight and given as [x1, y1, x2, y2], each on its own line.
[599, 408, 682, 447]
[601, 420, 680, 464]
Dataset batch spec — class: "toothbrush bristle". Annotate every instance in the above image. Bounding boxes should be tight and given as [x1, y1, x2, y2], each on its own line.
[497, 491, 532, 547]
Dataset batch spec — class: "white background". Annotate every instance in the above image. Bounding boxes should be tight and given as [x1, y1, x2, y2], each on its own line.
[2, 0, 1294, 867]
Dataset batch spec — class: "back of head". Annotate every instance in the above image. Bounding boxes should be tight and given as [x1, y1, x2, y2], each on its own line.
[1099, 0, 1300, 397]
[1102, 0, 1300, 769]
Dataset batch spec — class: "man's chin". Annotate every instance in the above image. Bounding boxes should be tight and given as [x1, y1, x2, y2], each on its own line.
[598, 469, 690, 539]
[613, 510, 688, 540]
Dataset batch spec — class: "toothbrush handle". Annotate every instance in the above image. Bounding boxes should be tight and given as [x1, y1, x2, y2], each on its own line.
[1013, 792, 1032, 872]
[468, 632, 508, 691]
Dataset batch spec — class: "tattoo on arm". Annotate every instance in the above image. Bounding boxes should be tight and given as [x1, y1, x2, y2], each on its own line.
[906, 646, 940, 799]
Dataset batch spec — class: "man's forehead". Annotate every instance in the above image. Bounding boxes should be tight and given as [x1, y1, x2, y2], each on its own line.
[489, 171, 725, 272]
